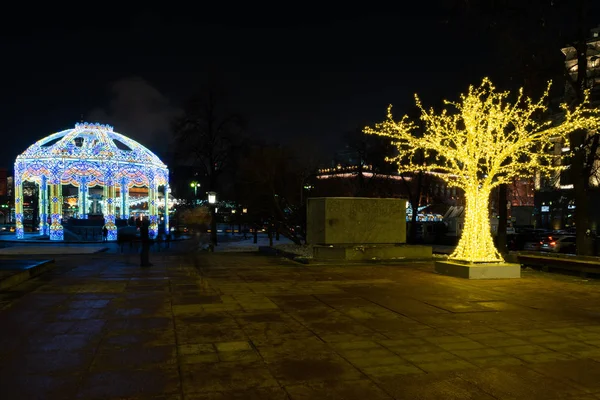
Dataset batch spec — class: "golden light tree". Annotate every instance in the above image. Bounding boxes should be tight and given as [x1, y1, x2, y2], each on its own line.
[365, 78, 600, 263]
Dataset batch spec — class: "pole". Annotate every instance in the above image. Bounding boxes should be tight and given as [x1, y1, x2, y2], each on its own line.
[211, 207, 218, 247]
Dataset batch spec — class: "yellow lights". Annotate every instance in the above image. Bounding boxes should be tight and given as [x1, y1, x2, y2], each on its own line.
[317, 164, 374, 174]
[365, 78, 600, 263]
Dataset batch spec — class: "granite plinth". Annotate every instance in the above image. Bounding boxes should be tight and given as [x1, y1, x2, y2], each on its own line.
[307, 197, 406, 245]
[435, 259, 521, 279]
[314, 244, 432, 261]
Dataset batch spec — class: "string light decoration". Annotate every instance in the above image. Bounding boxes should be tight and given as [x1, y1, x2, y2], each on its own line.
[365, 79, 600, 263]
[14, 123, 170, 241]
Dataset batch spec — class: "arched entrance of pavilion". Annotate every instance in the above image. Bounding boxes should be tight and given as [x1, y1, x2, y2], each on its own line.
[14, 123, 170, 241]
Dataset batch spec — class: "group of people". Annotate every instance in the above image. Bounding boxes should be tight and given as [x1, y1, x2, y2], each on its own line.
[103, 217, 153, 267]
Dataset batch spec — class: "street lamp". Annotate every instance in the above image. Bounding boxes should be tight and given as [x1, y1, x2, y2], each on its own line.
[207, 191, 216, 204]
[190, 181, 201, 198]
[207, 191, 217, 247]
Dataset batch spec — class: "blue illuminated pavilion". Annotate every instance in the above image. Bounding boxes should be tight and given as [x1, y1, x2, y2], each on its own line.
[14, 122, 170, 241]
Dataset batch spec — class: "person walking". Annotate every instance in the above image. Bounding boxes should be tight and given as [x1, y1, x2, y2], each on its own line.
[102, 226, 108, 242]
[140, 217, 152, 267]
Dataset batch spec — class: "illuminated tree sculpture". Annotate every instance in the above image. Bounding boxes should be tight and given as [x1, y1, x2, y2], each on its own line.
[365, 79, 600, 263]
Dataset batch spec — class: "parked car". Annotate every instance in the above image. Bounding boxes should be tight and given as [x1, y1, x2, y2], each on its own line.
[523, 236, 545, 251]
[540, 235, 576, 254]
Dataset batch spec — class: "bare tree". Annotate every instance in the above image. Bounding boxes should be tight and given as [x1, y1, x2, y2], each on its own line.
[563, 0, 600, 255]
[172, 88, 244, 245]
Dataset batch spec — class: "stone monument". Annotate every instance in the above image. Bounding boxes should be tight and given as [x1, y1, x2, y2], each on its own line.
[307, 197, 432, 261]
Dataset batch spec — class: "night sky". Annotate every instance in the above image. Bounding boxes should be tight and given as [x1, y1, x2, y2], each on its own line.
[1, 3, 598, 169]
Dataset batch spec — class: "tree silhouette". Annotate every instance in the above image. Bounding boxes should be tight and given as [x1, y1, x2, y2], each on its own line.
[365, 78, 600, 262]
[172, 88, 244, 245]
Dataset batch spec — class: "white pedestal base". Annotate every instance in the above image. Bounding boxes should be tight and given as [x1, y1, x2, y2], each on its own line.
[435, 260, 521, 279]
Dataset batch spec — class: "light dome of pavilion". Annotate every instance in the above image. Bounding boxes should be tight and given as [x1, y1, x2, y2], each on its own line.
[15, 122, 168, 187]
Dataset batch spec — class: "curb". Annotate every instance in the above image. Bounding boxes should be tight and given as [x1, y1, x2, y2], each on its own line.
[0, 259, 55, 291]
[0, 248, 109, 256]
[258, 246, 311, 264]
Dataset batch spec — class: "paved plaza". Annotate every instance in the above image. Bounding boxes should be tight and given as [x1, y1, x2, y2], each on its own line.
[2, 252, 600, 399]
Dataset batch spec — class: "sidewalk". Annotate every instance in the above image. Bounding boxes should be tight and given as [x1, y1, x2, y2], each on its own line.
[1, 253, 600, 399]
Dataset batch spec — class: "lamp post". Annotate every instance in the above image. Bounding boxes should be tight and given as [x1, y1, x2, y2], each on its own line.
[190, 182, 201, 200]
[208, 191, 217, 248]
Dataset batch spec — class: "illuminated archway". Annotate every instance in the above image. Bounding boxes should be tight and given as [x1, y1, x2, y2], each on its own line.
[14, 122, 170, 241]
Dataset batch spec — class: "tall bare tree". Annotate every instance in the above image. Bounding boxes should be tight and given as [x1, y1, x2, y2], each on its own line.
[563, 0, 599, 255]
[172, 88, 244, 245]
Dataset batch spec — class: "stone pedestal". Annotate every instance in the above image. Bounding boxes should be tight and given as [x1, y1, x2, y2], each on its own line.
[435, 260, 521, 279]
[307, 197, 406, 245]
[314, 244, 432, 261]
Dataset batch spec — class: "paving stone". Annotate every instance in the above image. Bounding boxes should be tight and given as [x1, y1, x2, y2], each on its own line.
[0, 372, 82, 400]
[415, 359, 478, 372]
[329, 341, 381, 350]
[374, 371, 496, 399]
[449, 348, 504, 359]
[566, 332, 600, 341]
[424, 335, 471, 345]
[500, 344, 551, 355]
[506, 329, 552, 337]
[6, 252, 600, 399]
[402, 351, 459, 364]
[285, 379, 395, 399]
[437, 340, 486, 351]
[528, 334, 569, 344]
[184, 386, 288, 399]
[182, 361, 278, 393]
[467, 331, 514, 341]
[527, 359, 600, 393]
[377, 338, 428, 347]
[215, 341, 253, 352]
[172, 304, 204, 315]
[180, 353, 220, 364]
[518, 351, 577, 363]
[102, 329, 176, 348]
[545, 327, 586, 335]
[91, 345, 177, 371]
[339, 348, 406, 367]
[26, 333, 101, 352]
[487, 337, 530, 347]
[582, 326, 600, 333]
[449, 325, 500, 335]
[78, 367, 181, 398]
[218, 349, 261, 363]
[469, 355, 524, 367]
[386, 344, 443, 355]
[360, 363, 425, 377]
[319, 333, 387, 342]
[1, 350, 94, 374]
[543, 341, 599, 353]
[265, 353, 363, 385]
[456, 365, 586, 399]
[179, 343, 216, 355]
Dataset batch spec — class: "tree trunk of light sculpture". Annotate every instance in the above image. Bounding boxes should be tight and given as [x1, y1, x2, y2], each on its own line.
[451, 186, 501, 262]
[365, 78, 600, 263]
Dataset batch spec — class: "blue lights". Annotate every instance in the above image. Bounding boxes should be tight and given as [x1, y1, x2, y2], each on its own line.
[15, 123, 169, 241]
